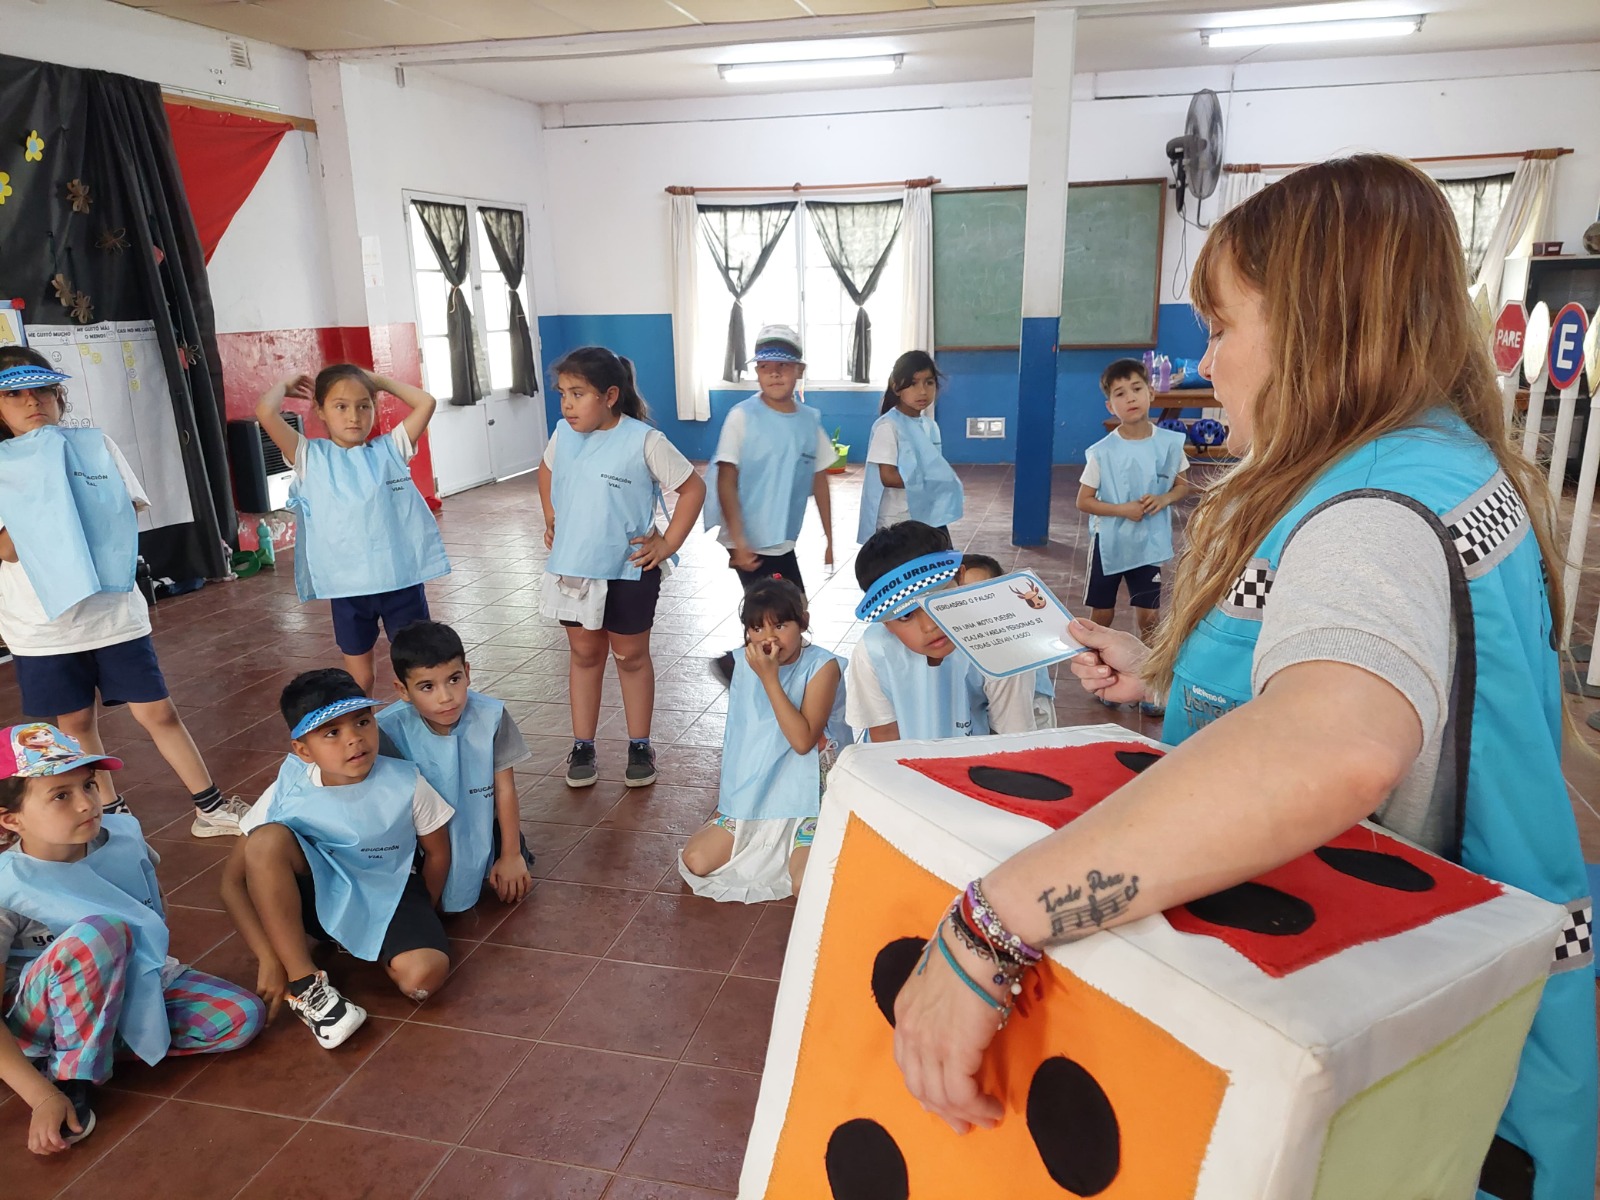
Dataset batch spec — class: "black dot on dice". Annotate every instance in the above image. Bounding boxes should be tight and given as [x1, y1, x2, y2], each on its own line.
[1315, 846, 1436, 892]
[826, 1118, 909, 1200]
[1114, 750, 1163, 774]
[871, 937, 928, 1027]
[1026, 1056, 1121, 1196]
[967, 764, 1073, 801]
[1185, 881, 1315, 935]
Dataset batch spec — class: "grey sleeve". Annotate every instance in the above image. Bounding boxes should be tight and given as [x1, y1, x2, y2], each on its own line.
[493, 709, 531, 773]
[1251, 498, 1453, 746]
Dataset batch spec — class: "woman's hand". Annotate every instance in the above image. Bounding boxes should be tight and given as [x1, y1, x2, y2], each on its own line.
[629, 530, 673, 571]
[892, 932, 1006, 1134]
[1068, 618, 1152, 706]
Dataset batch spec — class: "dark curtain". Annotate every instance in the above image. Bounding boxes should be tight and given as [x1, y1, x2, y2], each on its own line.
[478, 207, 537, 398]
[1438, 173, 1514, 277]
[411, 199, 482, 406]
[0, 51, 234, 582]
[807, 200, 903, 383]
[698, 202, 796, 381]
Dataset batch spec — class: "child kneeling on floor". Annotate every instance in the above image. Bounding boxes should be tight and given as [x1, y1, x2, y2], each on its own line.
[220, 669, 454, 1050]
[679, 579, 849, 902]
[0, 726, 263, 1155]
[378, 620, 534, 912]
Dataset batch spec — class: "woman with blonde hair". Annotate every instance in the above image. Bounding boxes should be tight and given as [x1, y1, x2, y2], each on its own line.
[890, 154, 1595, 1198]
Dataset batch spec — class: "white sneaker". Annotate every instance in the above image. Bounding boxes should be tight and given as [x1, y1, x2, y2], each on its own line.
[190, 795, 252, 838]
[286, 970, 367, 1050]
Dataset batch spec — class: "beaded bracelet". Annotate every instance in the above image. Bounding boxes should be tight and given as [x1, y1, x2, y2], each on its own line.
[948, 898, 1027, 994]
[965, 879, 1044, 968]
[933, 923, 1006, 1019]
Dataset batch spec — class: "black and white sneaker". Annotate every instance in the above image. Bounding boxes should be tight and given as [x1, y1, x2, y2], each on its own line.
[286, 970, 366, 1050]
[55, 1077, 95, 1145]
[625, 742, 657, 788]
[565, 742, 598, 788]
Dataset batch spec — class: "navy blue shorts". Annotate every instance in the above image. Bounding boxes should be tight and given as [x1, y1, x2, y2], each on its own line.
[330, 583, 431, 656]
[1083, 538, 1163, 612]
[558, 568, 662, 637]
[13, 635, 169, 718]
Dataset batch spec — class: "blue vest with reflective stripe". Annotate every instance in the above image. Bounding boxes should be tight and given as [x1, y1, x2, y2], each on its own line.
[0, 426, 137, 620]
[1164, 412, 1596, 1199]
[857, 409, 964, 542]
[548, 416, 662, 580]
[288, 435, 451, 602]
[702, 397, 822, 550]
[1086, 426, 1186, 576]
[860, 623, 990, 742]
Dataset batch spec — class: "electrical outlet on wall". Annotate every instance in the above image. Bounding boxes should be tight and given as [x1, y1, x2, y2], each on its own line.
[965, 417, 1006, 439]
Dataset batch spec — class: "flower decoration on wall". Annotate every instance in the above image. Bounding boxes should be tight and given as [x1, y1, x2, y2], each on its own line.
[97, 227, 129, 253]
[0, 173, 11, 205]
[24, 131, 44, 162]
[51, 274, 75, 305]
[69, 292, 93, 324]
[66, 179, 91, 214]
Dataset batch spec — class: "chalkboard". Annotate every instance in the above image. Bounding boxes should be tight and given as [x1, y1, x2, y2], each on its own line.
[932, 180, 1166, 350]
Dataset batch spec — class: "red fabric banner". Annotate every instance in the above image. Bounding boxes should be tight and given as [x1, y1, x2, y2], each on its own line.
[163, 103, 291, 262]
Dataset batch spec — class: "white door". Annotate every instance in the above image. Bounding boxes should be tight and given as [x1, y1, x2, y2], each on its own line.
[487, 392, 545, 481]
[427, 402, 493, 497]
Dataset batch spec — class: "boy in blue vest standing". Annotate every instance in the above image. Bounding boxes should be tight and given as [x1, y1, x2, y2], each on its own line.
[377, 621, 533, 913]
[1076, 359, 1191, 654]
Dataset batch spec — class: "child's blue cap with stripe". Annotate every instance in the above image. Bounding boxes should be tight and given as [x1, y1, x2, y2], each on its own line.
[0, 365, 71, 391]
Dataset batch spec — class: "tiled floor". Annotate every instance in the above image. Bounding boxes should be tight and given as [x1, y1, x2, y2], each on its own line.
[1, 460, 1598, 1199]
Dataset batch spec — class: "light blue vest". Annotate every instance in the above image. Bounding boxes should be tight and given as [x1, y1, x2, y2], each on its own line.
[1035, 667, 1056, 703]
[720, 644, 845, 820]
[1164, 413, 1596, 1199]
[548, 416, 663, 581]
[857, 409, 964, 542]
[261, 754, 420, 961]
[861, 623, 991, 741]
[0, 813, 170, 1065]
[378, 692, 503, 913]
[1086, 426, 1187, 575]
[0, 426, 137, 621]
[288, 435, 451, 602]
[702, 397, 823, 550]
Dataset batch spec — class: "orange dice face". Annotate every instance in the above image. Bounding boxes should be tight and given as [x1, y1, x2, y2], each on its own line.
[765, 815, 1228, 1199]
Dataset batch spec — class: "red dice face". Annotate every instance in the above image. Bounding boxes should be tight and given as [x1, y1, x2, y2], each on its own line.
[900, 742, 1502, 976]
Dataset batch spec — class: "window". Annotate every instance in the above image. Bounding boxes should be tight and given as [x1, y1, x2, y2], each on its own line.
[1437, 173, 1514, 278]
[405, 194, 535, 400]
[697, 200, 906, 387]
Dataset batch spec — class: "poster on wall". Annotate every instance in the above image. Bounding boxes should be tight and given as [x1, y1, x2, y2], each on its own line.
[26, 322, 194, 532]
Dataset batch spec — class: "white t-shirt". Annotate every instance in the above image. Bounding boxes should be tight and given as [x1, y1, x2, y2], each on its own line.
[1079, 426, 1190, 491]
[293, 427, 416, 477]
[844, 641, 1037, 736]
[711, 403, 835, 553]
[239, 759, 455, 837]
[0, 434, 152, 656]
[541, 422, 695, 492]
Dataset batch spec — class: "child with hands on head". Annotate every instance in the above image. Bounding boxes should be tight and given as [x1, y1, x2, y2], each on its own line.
[256, 366, 450, 696]
[538, 346, 705, 791]
[859, 350, 964, 541]
[0, 725, 264, 1155]
[378, 620, 534, 910]
[219, 669, 454, 1051]
[679, 578, 848, 902]
[0, 346, 249, 837]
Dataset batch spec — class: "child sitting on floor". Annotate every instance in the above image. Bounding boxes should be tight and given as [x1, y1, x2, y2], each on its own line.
[0, 725, 263, 1154]
[957, 553, 1057, 729]
[378, 620, 533, 912]
[219, 669, 454, 1051]
[679, 579, 848, 902]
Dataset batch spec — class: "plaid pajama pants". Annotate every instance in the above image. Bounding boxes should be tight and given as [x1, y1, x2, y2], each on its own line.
[6, 914, 264, 1083]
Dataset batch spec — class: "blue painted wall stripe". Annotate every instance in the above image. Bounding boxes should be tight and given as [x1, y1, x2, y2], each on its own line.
[1013, 316, 1059, 545]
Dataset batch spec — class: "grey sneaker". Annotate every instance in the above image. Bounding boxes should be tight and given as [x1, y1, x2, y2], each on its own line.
[565, 742, 598, 788]
[625, 742, 657, 788]
[190, 795, 251, 838]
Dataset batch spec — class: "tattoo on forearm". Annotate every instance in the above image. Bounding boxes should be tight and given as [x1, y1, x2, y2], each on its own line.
[1037, 870, 1140, 942]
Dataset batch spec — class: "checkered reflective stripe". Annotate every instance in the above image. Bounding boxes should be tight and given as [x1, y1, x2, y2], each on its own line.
[860, 563, 960, 622]
[1552, 899, 1594, 974]
[1223, 560, 1274, 620]
[1447, 477, 1525, 571]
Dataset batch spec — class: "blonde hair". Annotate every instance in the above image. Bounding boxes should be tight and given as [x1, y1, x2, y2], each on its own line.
[1145, 153, 1562, 690]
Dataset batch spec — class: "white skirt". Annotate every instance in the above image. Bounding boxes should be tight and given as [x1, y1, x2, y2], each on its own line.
[678, 815, 807, 904]
[539, 571, 608, 630]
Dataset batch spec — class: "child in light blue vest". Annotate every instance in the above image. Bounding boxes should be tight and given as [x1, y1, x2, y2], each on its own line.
[0, 724, 263, 1154]
[539, 346, 705, 791]
[219, 670, 454, 1052]
[958, 553, 1056, 729]
[680, 579, 847, 903]
[0, 346, 250, 839]
[257, 365, 450, 696]
[378, 620, 532, 913]
[846, 523, 1037, 742]
[859, 350, 964, 542]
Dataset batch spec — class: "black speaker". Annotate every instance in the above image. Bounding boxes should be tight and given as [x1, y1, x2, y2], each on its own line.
[227, 411, 301, 514]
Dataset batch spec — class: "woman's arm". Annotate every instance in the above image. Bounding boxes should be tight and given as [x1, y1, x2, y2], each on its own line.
[370, 373, 438, 446]
[255, 375, 312, 466]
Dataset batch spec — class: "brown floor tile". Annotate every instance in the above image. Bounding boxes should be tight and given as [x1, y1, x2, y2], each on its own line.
[604, 1179, 735, 1200]
[620, 1065, 759, 1194]
[236, 1123, 448, 1199]
[547, 829, 687, 891]
[520, 773, 629, 827]
[441, 894, 519, 943]
[59, 1099, 300, 1199]
[544, 960, 721, 1058]
[524, 820, 594, 879]
[119, 783, 203, 833]
[176, 1014, 400, 1117]
[682, 976, 779, 1074]
[599, 785, 719, 837]
[464, 1042, 671, 1170]
[490, 881, 647, 956]
[423, 1148, 610, 1199]
[316, 1022, 530, 1141]
[606, 894, 761, 974]
[729, 906, 794, 980]
[0, 1089, 165, 1200]
[104, 1047, 215, 1099]
[164, 859, 228, 910]
[163, 903, 238, 964]
[414, 942, 596, 1038]
[147, 836, 233, 893]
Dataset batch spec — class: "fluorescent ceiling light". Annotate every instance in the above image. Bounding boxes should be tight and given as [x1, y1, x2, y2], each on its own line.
[1201, 16, 1423, 47]
[719, 55, 902, 83]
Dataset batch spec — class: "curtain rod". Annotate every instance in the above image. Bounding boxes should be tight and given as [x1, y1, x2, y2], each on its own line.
[1225, 148, 1571, 173]
[666, 176, 937, 195]
[161, 91, 317, 133]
